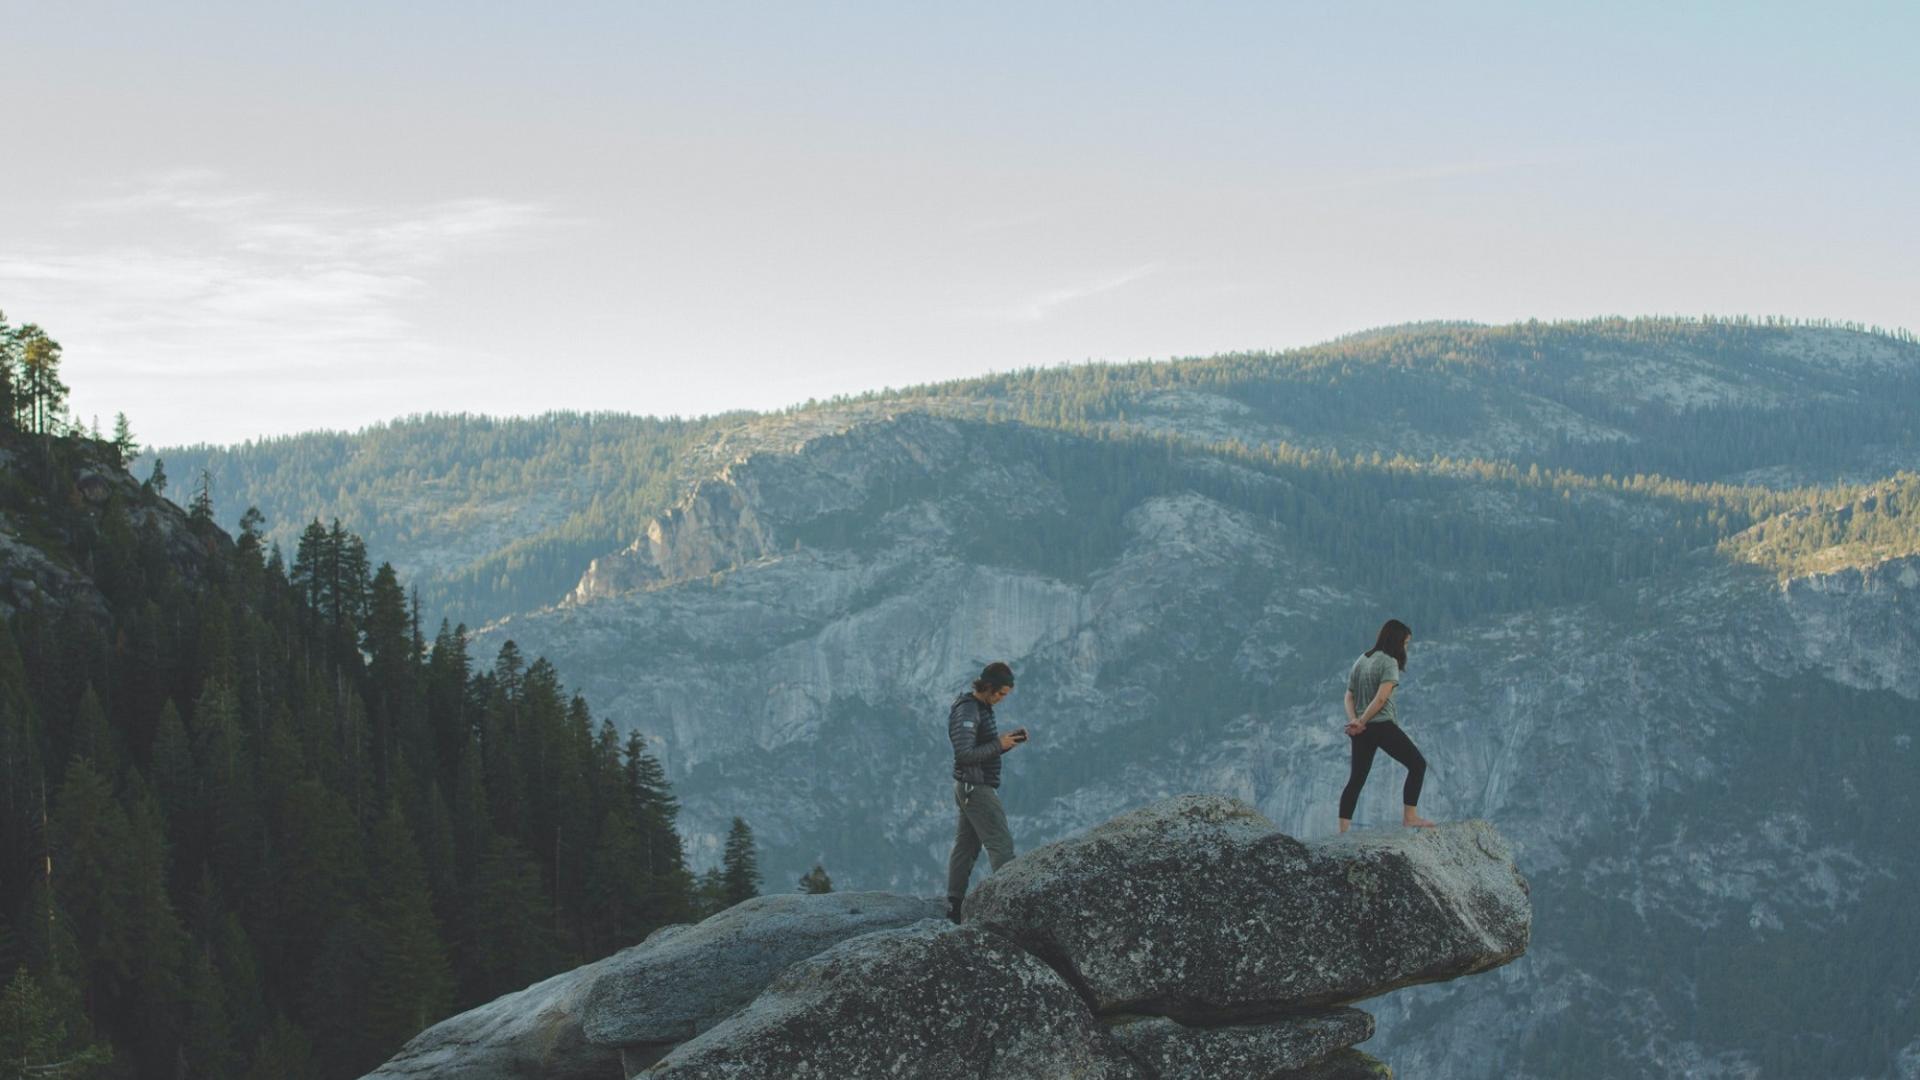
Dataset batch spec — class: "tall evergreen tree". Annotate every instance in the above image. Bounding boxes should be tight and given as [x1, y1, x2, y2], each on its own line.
[362, 800, 451, 1063]
[624, 734, 694, 928]
[188, 470, 216, 527]
[0, 966, 112, 1079]
[14, 325, 66, 436]
[0, 310, 17, 433]
[583, 809, 647, 952]
[721, 818, 760, 908]
[238, 1013, 320, 1080]
[272, 780, 363, 983]
[109, 413, 136, 469]
[67, 689, 120, 784]
[694, 868, 728, 921]
[362, 563, 413, 798]
[119, 778, 186, 1077]
[48, 760, 133, 1009]
[462, 835, 554, 1005]
[179, 942, 235, 1080]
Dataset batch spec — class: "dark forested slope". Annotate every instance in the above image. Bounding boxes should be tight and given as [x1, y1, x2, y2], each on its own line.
[1, 420, 714, 1079]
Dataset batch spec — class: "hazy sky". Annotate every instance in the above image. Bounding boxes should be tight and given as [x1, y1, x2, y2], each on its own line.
[4, 1, 1915, 447]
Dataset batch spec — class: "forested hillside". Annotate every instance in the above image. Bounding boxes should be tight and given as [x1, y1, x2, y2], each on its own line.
[0, 314, 766, 1079]
[159, 317, 1920, 632]
[150, 413, 721, 630]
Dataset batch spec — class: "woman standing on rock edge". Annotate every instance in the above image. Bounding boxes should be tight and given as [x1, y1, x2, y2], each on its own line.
[1339, 619, 1434, 832]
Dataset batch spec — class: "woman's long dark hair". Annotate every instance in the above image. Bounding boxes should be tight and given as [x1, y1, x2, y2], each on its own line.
[1365, 619, 1412, 671]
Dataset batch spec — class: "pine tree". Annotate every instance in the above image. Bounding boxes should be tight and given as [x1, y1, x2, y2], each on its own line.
[362, 563, 413, 798]
[69, 687, 120, 784]
[49, 759, 133, 1008]
[798, 865, 834, 894]
[463, 834, 554, 1004]
[0, 966, 112, 1079]
[16, 877, 85, 1034]
[299, 911, 376, 1079]
[213, 912, 266, 1060]
[179, 942, 235, 1080]
[188, 471, 216, 527]
[584, 809, 647, 952]
[119, 777, 186, 1077]
[273, 780, 363, 982]
[0, 309, 16, 432]
[625, 733, 694, 927]
[694, 868, 728, 921]
[425, 621, 473, 797]
[0, 622, 46, 924]
[238, 1014, 320, 1080]
[721, 818, 760, 907]
[15, 325, 67, 436]
[109, 414, 136, 469]
[363, 799, 452, 1061]
[148, 701, 195, 853]
[193, 678, 256, 890]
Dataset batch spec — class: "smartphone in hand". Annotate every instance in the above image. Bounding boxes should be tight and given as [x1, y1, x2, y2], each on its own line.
[1010, 727, 1030, 743]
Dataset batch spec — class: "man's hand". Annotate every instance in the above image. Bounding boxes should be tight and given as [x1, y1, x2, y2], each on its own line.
[999, 729, 1028, 752]
[1344, 718, 1365, 737]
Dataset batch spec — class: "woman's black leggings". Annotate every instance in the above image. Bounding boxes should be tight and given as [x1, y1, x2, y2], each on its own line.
[1340, 721, 1426, 819]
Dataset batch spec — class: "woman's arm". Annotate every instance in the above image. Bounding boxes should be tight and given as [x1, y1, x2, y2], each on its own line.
[1356, 682, 1396, 724]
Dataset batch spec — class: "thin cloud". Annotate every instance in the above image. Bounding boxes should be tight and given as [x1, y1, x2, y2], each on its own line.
[1, 172, 555, 383]
[968, 263, 1161, 324]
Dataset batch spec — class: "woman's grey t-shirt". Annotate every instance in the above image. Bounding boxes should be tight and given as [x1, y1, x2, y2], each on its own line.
[1347, 651, 1402, 725]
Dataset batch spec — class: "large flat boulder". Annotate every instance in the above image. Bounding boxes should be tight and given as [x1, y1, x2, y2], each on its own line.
[1107, 1008, 1375, 1080]
[964, 795, 1529, 1021]
[643, 921, 1143, 1079]
[581, 891, 943, 1053]
[358, 929, 676, 1080]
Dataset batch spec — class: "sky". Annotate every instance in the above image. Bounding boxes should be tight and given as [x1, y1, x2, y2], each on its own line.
[3, 1, 1915, 447]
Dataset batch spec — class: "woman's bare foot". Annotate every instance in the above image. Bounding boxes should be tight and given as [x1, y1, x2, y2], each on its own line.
[1402, 808, 1436, 828]
[1338, 818, 1352, 833]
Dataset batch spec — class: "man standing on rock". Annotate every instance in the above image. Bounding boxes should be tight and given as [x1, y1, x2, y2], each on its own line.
[945, 661, 1026, 923]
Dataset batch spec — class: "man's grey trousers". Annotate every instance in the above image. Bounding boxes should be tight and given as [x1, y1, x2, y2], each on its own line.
[946, 781, 1016, 904]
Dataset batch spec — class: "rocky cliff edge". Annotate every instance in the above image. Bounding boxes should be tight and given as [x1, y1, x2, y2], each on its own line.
[364, 796, 1528, 1080]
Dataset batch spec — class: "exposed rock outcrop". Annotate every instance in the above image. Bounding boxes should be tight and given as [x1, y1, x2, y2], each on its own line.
[643, 921, 1142, 1080]
[964, 797, 1530, 1021]
[0, 434, 220, 623]
[579, 892, 944, 1055]
[360, 935, 653, 1080]
[362, 800, 1523, 1079]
